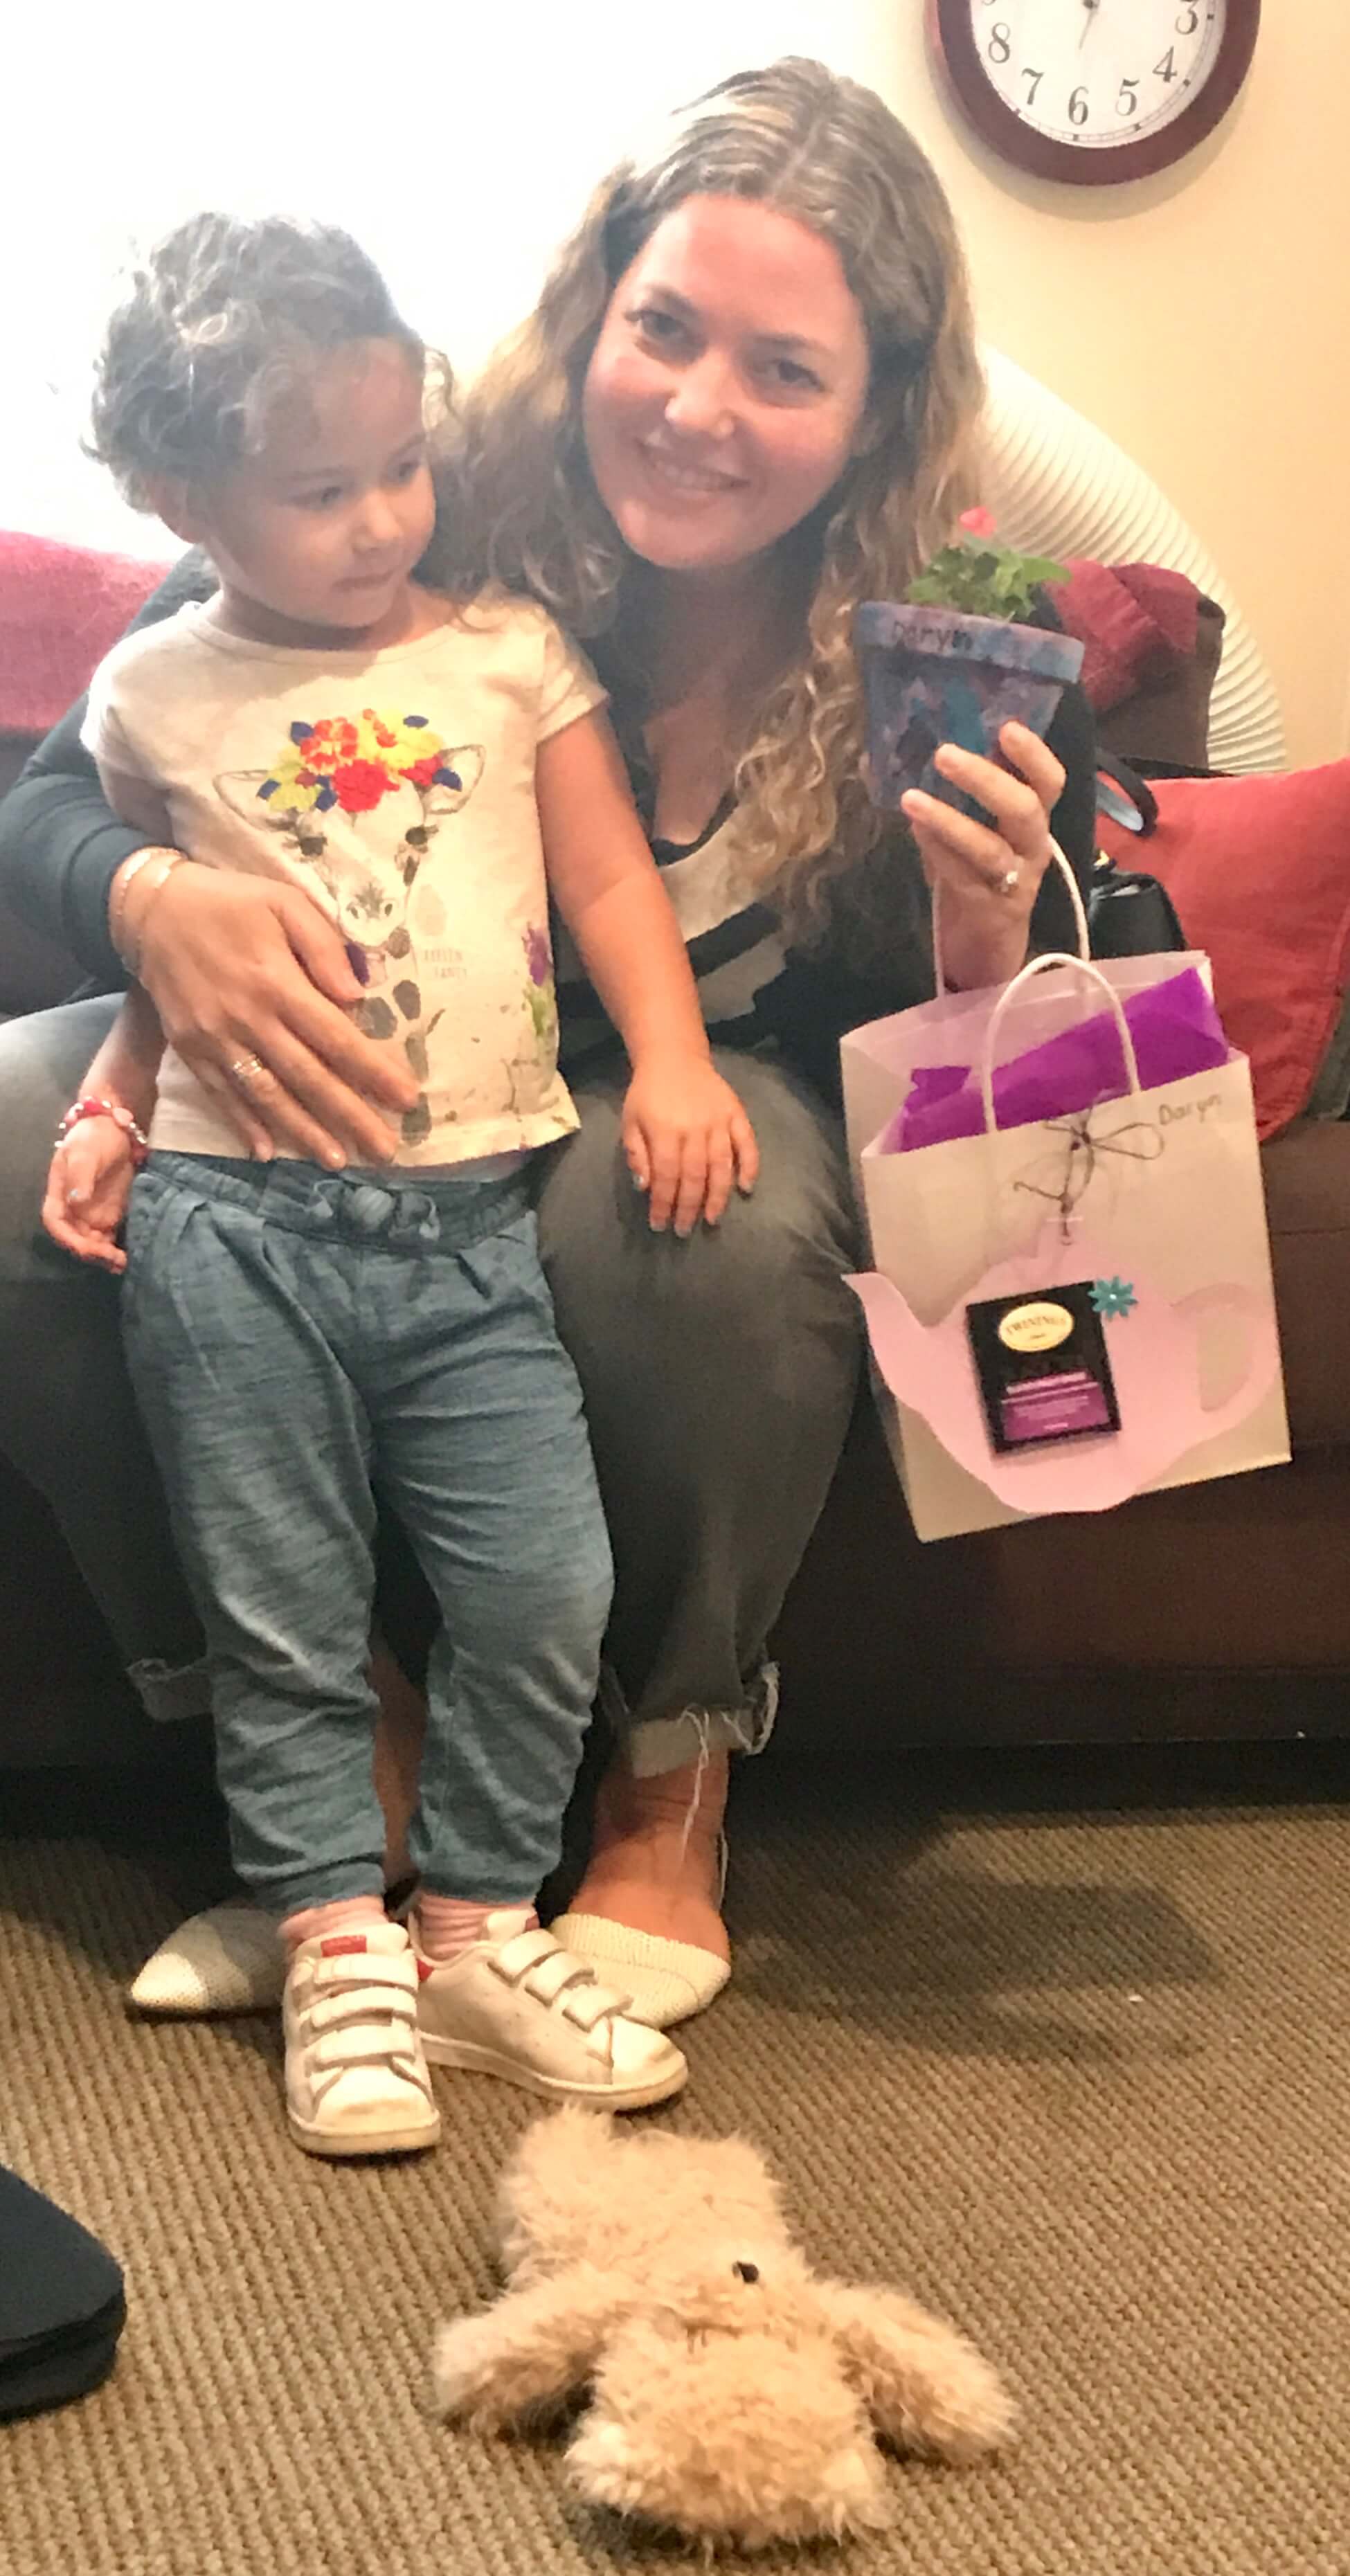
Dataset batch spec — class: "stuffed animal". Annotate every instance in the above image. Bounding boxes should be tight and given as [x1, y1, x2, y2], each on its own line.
[431, 2106, 1011, 2551]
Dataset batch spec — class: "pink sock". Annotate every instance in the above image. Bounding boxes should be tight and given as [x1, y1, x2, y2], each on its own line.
[415, 1895, 537, 1962]
[280, 1894, 388, 1954]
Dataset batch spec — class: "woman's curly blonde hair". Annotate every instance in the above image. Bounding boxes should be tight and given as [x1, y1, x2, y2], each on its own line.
[438, 57, 983, 942]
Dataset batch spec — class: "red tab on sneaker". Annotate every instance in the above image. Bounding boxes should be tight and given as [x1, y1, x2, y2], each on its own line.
[321, 1934, 370, 1957]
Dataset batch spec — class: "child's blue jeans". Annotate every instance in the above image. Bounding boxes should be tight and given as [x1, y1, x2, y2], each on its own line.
[121, 1153, 614, 1920]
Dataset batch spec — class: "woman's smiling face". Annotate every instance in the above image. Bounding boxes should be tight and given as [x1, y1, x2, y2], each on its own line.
[582, 195, 872, 580]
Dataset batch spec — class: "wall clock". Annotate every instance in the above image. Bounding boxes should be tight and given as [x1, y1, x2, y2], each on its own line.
[926, 0, 1261, 185]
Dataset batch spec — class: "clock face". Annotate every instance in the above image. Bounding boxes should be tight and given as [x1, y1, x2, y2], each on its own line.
[928, 0, 1259, 183]
[969, 0, 1227, 154]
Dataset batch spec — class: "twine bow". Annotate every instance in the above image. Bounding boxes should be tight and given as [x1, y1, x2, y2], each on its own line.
[1014, 1104, 1162, 1238]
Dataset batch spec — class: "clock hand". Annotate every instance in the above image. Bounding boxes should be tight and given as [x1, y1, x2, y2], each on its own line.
[1078, 0, 1100, 46]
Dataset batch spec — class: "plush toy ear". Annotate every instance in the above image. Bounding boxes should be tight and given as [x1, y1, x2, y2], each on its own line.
[817, 2282, 1014, 2464]
[431, 2262, 624, 2433]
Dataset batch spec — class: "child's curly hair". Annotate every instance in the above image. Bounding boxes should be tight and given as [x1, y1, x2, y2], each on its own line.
[89, 211, 440, 510]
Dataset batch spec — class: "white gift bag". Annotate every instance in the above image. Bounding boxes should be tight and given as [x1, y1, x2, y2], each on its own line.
[840, 857, 1289, 1541]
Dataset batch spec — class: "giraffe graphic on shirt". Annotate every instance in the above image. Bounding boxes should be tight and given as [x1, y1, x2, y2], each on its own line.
[217, 705, 564, 1149]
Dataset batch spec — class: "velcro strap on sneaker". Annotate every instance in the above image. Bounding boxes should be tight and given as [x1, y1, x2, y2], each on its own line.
[489, 1927, 633, 2042]
[307, 1986, 417, 2037]
[312, 2025, 421, 2070]
[559, 1983, 626, 2033]
[491, 1926, 564, 1981]
[519, 1949, 591, 2008]
[309, 1951, 417, 1995]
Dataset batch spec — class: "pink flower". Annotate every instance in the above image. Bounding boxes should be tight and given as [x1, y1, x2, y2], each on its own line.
[959, 506, 997, 539]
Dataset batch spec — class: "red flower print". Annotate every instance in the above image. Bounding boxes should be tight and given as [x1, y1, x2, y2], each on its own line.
[958, 505, 997, 538]
[400, 755, 442, 789]
[302, 719, 359, 773]
[332, 759, 393, 813]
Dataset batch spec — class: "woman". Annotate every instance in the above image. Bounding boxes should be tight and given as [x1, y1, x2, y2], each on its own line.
[0, 58, 1093, 2025]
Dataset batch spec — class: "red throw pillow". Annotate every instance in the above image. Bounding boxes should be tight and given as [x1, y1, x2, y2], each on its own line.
[1097, 762, 1350, 1142]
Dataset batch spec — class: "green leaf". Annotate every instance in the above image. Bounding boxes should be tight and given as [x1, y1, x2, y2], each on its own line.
[902, 528, 1069, 622]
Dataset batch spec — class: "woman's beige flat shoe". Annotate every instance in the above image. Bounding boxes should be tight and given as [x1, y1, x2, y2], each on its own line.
[127, 1900, 285, 2015]
[546, 1913, 730, 2030]
[551, 1830, 731, 2029]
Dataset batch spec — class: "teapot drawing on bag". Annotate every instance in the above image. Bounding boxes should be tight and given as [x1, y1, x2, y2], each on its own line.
[847, 1229, 1281, 1518]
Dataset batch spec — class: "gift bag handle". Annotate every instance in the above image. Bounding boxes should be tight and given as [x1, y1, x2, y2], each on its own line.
[980, 951, 1142, 1137]
[933, 836, 1090, 998]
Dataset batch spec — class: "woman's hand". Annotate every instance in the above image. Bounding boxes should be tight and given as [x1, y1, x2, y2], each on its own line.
[42, 1118, 136, 1275]
[120, 863, 419, 1167]
[622, 1054, 759, 1236]
[901, 720, 1067, 991]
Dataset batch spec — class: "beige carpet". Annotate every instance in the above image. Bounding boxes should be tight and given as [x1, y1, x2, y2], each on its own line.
[2, 1742, 1349, 2576]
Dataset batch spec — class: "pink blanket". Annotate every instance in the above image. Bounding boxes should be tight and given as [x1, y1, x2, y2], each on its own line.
[1047, 559, 1200, 714]
[0, 530, 168, 737]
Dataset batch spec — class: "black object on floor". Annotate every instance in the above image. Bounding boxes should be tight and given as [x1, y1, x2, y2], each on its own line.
[0, 2167, 125, 2418]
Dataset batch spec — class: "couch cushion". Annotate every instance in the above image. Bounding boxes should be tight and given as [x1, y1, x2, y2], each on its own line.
[1257, 1117, 1350, 1447]
[1098, 761, 1350, 1140]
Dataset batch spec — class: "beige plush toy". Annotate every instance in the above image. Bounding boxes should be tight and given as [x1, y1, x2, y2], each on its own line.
[431, 2106, 1011, 2552]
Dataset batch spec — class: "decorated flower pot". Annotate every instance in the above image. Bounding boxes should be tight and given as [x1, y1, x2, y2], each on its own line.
[856, 602, 1085, 820]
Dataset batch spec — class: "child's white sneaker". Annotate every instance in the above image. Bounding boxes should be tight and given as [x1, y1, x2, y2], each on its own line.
[413, 1910, 687, 2111]
[283, 1922, 440, 2159]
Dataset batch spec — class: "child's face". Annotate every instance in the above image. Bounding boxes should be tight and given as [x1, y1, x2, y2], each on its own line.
[196, 339, 435, 645]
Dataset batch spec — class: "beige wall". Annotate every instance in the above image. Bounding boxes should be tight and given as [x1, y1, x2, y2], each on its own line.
[862, 8, 1350, 769]
[8, 3, 1344, 764]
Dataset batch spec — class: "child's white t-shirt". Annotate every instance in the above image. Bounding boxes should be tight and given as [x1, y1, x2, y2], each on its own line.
[82, 591, 606, 1169]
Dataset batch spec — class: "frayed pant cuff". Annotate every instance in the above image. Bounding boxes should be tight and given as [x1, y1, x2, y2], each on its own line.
[602, 1661, 779, 1778]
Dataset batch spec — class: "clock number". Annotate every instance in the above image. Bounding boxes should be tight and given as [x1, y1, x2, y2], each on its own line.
[1022, 66, 1044, 105]
[987, 22, 1011, 64]
[1176, 4, 1200, 30]
[1115, 77, 1139, 118]
[1154, 46, 1178, 81]
[1068, 85, 1089, 127]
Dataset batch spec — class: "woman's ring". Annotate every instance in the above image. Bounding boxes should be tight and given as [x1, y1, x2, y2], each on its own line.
[230, 1054, 267, 1085]
[998, 865, 1020, 897]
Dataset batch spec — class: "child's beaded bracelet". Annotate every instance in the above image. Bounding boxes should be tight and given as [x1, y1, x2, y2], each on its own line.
[55, 1098, 152, 1170]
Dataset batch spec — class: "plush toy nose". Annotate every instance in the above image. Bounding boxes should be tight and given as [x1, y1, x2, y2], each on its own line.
[732, 2261, 759, 2283]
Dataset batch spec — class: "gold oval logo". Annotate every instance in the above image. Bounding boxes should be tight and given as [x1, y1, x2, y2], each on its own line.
[998, 1300, 1074, 1355]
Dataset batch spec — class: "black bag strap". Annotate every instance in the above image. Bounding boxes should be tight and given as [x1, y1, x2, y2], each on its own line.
[1095, 753, 1158, 836]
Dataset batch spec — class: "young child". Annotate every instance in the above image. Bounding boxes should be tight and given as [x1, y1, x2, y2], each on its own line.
[43, 213, 758, 2159]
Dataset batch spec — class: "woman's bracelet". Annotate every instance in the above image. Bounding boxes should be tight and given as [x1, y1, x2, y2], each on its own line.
[109, 849, 186, 973]
[55, 1097, 151, 1170]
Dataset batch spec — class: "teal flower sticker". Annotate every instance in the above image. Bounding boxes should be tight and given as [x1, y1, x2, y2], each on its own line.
[1090, 1277, 1137, 1323]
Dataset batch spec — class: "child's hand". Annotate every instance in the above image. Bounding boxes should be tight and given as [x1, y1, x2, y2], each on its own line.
[622, 1056, 759, 1235]
[42, 1117, 138, 1273]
